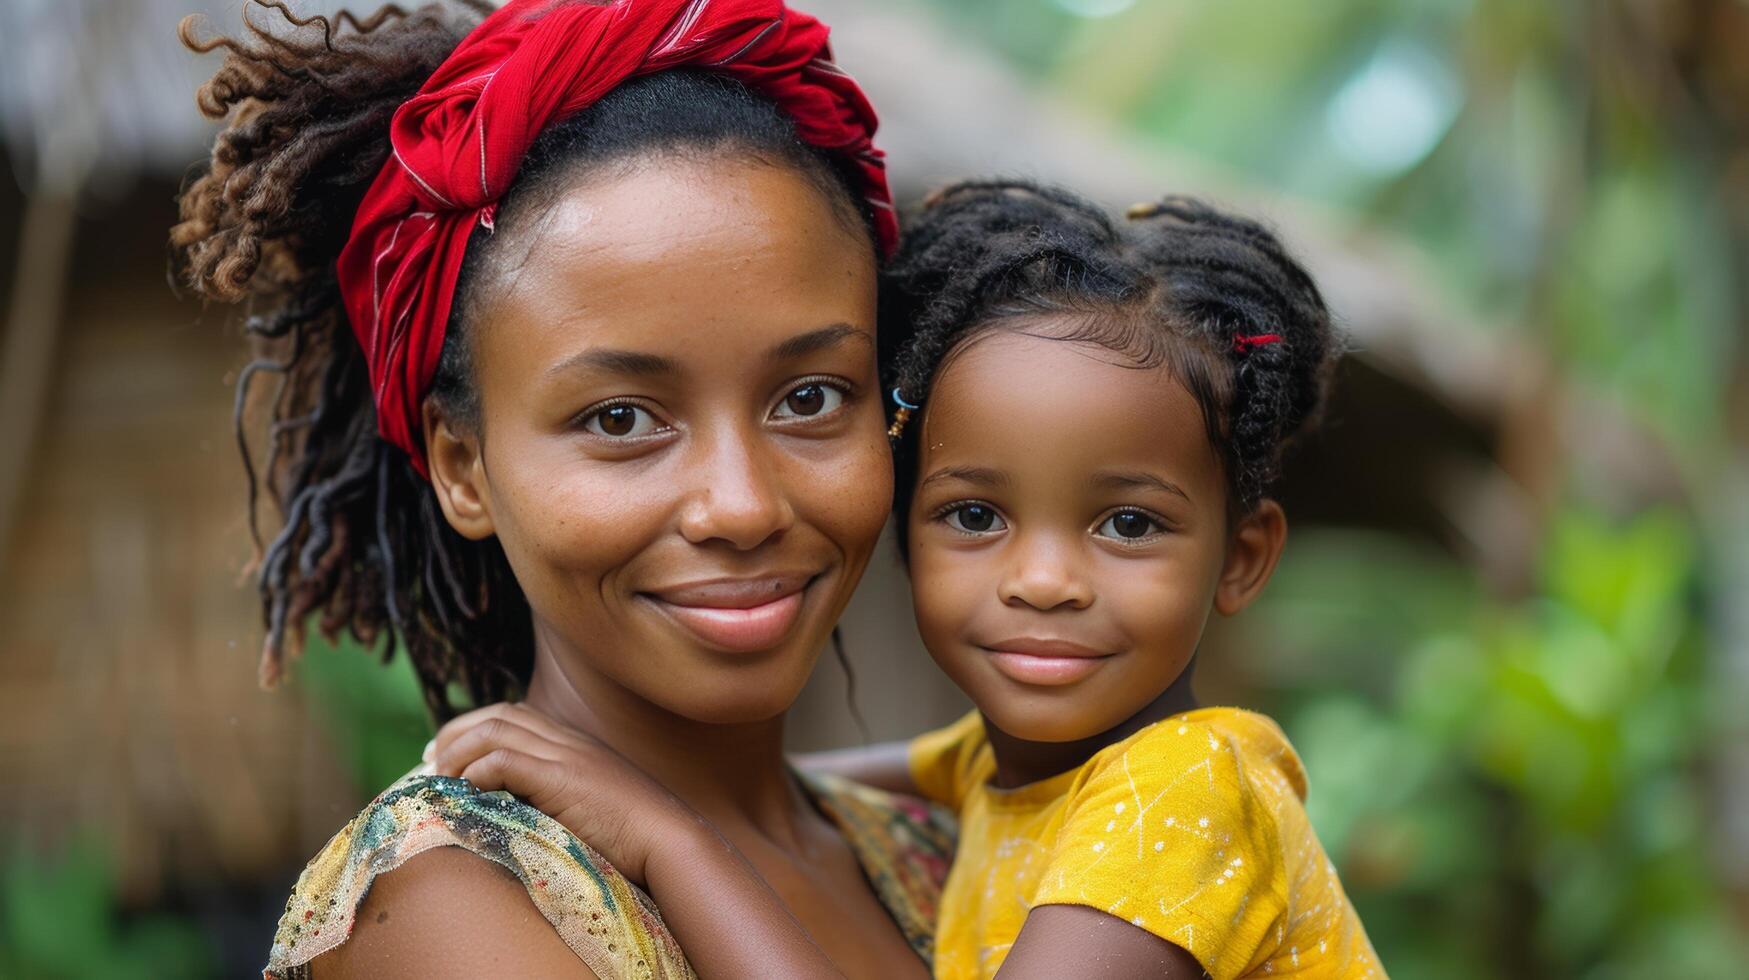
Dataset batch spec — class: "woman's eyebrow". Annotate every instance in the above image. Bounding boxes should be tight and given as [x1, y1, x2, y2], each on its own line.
[548, 324, 867, 379]
[767, 322, 871, 362]
[549, 348, 678, 378]
[1093, 469, 1191, 503]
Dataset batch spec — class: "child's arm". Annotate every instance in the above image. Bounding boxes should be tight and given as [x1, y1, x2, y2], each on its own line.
[997, 905, 1208, 979]
[430, 703, 844, 980]
[791, 740, 919, 795]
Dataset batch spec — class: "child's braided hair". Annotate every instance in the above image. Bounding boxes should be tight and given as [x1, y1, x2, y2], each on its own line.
[879, 179, 1339, 545]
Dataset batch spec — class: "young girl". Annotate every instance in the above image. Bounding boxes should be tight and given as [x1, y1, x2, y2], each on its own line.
[435, 181, 1384, 978]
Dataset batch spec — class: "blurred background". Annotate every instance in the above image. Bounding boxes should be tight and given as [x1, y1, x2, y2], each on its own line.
[1, 0, 1745, 976]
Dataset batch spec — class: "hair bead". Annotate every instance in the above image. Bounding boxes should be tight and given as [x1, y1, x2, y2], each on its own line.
[887, 388, 920, 439]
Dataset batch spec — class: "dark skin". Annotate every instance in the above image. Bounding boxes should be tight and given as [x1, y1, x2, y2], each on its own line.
[905, 330, 1285, 774]
[809, 327, 1289, 977]
[314, 156, 923, 980]
[458, 322, 1291, 976]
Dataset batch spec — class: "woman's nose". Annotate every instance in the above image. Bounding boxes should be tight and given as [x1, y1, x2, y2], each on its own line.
[677, 425, 796, 550]
[997, 532, 1095, 612]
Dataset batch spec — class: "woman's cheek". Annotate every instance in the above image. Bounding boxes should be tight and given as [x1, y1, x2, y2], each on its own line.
[806, 429, 893, 558]
[497, 458, 671, 611]
[849, 444, 896, 547]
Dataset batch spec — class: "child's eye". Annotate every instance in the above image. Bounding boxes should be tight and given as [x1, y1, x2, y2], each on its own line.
[1096, 509, 1162, 541]
[771, 380, 846, 421]
[944, 503, 1007, 535]
[583, 403, 664, 439]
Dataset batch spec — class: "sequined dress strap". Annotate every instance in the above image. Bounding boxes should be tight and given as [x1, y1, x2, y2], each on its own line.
[264, 772, 692, 979]
[265, 770, 955, 978]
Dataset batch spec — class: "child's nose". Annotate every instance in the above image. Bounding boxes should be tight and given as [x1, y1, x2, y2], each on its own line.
[998, 535, 1094, 612]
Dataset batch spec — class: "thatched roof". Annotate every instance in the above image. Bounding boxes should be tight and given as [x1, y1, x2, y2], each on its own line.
[0, 0, 315, 191]
[1, 0, 1510, 410]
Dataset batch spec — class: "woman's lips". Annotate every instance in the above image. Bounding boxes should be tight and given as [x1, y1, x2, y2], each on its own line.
[643, 574, 814, 654]
[982, 638, 1114, 686]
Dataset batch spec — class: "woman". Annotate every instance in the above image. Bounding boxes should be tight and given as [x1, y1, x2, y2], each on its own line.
[172, 1, 948, 977]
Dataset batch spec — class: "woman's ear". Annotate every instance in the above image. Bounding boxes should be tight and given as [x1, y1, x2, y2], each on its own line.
[424, 399, 496, 541]
[1214, 498, 1287, 616]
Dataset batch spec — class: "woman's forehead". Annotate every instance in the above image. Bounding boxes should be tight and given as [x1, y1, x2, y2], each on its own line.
[471, 157, 877, 371]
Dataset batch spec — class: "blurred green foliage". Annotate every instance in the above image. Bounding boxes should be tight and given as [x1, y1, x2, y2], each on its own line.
[0, 838, 215, 979]
[1252, 511, 1747, 977]
[920, 0, 1740, 460]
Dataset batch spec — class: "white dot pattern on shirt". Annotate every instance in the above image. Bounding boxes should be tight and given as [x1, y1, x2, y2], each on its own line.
[941, 713, 1380, 979]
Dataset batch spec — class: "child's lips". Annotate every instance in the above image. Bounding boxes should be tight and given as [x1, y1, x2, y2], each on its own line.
[980, 638, 1115, 686]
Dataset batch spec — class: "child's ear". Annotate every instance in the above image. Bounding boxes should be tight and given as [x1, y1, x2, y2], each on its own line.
[424, 399, 496, 541]
[1215, 499, 1287, 616]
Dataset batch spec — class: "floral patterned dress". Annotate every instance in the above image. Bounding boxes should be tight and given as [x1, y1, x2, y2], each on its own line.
[265, 768, 954, 979]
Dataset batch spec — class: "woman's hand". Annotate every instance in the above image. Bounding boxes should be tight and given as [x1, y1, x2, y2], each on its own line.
[428, 701, 704, 886]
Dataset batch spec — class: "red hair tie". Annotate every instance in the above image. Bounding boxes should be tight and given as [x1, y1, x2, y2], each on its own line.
[1232, 333, 1283, 353]
[336, 0, 896, 477]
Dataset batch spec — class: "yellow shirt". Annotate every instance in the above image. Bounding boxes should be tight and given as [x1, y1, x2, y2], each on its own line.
[909, 708, 1384, 979]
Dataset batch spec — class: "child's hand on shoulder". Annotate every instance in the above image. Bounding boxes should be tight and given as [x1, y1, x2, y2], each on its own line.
[430, 703, 848, 978]
[427, 702, 706, 886]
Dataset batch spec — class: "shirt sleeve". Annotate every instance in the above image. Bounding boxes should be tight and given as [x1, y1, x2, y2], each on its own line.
[1029, 721, 1289, 980]
[265, 772, 692, 980]
[906, 709, 987, 811]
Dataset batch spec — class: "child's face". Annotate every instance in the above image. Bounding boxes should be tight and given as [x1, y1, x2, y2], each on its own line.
[906, 326, 1248, 743]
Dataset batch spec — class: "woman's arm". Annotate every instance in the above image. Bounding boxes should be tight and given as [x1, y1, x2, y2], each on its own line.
[431, 703, 844, 980]
[310, 846, 600, 979]
[791, 741, 919, 795]
[997, 905, 1208, 979]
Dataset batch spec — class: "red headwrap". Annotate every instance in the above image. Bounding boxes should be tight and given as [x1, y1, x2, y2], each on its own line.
[336, 0, 896, 477]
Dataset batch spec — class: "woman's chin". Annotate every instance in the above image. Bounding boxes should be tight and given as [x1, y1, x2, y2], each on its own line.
[631, 651, 818, 726]
[615, 588, 843, 724]
[657, 682, 809, 726]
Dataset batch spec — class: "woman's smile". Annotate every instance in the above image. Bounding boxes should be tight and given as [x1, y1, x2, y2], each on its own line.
[640, 571, 823, 654]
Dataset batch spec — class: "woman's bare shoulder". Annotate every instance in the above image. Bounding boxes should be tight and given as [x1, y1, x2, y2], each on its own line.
[309, 845, 599, 980]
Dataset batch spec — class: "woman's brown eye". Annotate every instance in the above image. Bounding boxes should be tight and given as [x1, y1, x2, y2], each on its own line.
[585, 404, 658, 438]
[772, 381, 843, 420]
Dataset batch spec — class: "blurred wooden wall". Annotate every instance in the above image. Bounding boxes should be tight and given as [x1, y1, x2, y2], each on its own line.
[0, 177, 358, 904]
